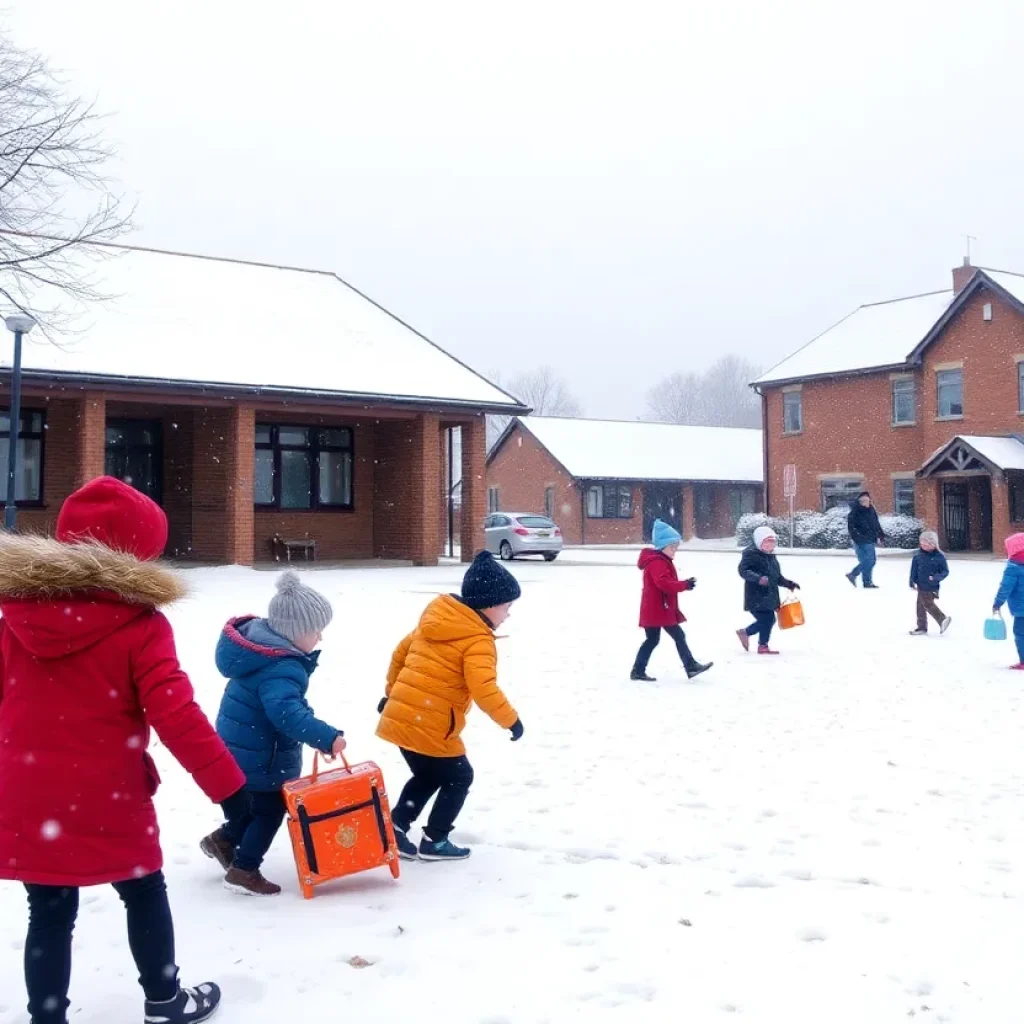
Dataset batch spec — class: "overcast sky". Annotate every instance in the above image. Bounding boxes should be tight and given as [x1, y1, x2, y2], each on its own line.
[7, 0, 1024, 418]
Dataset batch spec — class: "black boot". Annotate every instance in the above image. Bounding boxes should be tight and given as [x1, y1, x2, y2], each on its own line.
[630, 668, 656, 681]
[686, 661, 713, 680]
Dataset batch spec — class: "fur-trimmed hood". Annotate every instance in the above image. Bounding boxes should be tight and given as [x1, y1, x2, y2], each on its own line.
[0, 533, 186, 605]
[0, 534, 187, 660]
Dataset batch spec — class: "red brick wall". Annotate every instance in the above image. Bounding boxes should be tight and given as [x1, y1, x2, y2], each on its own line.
[764, 284, 1024, 549]
[460, 416, 487, 560]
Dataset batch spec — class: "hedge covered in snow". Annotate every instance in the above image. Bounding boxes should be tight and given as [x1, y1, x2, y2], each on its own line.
[736, 506, 925, 550]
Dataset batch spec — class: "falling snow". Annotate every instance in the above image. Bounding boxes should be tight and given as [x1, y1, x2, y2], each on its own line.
[39, 821, 61, 842]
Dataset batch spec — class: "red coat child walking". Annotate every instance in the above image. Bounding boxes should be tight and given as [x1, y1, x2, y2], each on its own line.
[630, 518, 712, 681]
[0, 477, 248, 1024]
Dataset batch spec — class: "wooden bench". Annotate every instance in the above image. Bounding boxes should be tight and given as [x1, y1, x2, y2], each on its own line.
[271, 534, 317, 563]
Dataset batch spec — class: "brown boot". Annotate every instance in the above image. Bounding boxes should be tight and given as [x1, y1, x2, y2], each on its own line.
[736, 628, 750, 652]
[200, 831, 236, 871]
[224, 867, 282, 896]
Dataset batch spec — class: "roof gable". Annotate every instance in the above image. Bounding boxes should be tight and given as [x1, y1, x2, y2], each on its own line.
[0, 241, 525, 411]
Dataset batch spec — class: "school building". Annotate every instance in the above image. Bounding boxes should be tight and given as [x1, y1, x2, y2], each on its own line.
[755, 260, 1024, 552]
[0, 242, 526, 565]
[486, 416, 763, 544]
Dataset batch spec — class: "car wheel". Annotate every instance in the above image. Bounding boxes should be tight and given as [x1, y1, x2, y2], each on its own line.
[499, 541, 514, 561]
[543, 553, 558, 562]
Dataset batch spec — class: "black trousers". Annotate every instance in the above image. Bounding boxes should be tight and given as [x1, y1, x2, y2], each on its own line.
[220, 788, 288, 871]
[23, 870, 177, 1024]
[633, 624, 697, 674]
[392, 748, 475, 841]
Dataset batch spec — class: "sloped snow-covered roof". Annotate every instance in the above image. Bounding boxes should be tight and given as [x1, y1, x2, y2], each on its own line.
[755, 289, 955, 386]
[958, 436, 1024, 471]
[1, 243, 522, 410]
[513, 416, 763, 483]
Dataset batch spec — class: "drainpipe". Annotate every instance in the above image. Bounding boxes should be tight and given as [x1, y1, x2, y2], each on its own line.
[757, 385, 769, 513]
[579, 481, 586, 546]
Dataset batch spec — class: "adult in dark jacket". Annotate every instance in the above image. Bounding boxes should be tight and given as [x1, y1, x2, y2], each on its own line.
[736, 526, 799, 654]
[631, 519, 712, 681]
[909, 530, 950, 635]
[846, 491, 885, 588]
[201, 571, 345, 896]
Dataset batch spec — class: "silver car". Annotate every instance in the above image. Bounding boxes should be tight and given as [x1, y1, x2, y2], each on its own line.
[484, 512, 563, 561]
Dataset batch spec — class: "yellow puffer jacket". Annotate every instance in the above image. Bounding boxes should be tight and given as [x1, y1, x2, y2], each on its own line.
[376, 594, 519, 758]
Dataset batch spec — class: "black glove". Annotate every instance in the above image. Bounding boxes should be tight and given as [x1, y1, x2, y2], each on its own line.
[219, 787, 251, 822]
[684, 578, 697, 590]
[790, 582, 801, 591]
[509, 719, 524, 742]
[377, 697, 388, 714]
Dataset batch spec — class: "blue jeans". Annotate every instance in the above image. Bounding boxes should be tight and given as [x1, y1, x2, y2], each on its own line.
[1014, 617, 1024, 663]
[221, 789, 287, 871]
[745, 611, 776, 646]
[24, 871, 177, 1023]
[851, 543, 877, 585]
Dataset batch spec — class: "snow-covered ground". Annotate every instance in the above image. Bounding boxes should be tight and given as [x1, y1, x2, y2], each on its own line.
[2, 552, 1023, 1024]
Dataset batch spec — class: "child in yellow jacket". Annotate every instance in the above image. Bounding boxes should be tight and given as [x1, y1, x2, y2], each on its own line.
[376, 551, 524, 861]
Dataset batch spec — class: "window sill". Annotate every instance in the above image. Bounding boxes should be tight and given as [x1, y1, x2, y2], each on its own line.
[586, 517, 634, 521]
[255, 506, 356, 514]
[935, 415, 964, 422]
[891, 421, 917, 428]
[782, 430, 803, 438]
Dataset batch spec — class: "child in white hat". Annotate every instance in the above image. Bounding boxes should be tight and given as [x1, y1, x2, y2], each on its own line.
[737, 526, 799, 654]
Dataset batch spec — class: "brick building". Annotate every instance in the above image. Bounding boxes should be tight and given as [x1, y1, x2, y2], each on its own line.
[755, 260, 1024, 552]
[0, 242, 525, 565]
[486, 416, 763, 544]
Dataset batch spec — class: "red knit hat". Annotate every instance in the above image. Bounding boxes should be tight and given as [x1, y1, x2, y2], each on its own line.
[56, 476, 168, 562]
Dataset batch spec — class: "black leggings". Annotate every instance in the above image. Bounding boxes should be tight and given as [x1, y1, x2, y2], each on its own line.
[392, 749, 475, 841]
[633, 624, 697, 674]
[23, 870, 177, 1023]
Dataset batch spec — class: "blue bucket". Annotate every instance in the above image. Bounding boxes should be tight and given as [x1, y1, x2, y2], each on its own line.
[985, 616, 1007, 642]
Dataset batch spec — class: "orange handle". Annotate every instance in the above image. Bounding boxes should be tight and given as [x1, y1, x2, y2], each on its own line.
[310, 749, 352, 783]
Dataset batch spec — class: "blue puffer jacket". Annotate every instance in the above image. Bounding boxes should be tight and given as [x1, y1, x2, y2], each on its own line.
[909, 549, 949, 593]
[994, 561, 1024, 617]
[214, 617, 341, 791]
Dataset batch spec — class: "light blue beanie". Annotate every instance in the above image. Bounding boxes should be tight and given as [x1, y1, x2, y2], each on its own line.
[651, 519, 682, 551]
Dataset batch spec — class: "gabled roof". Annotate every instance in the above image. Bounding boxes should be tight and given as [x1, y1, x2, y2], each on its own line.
[918, 434, 1024, 477]
[755, 268, 1024, 388]
[490, 416, 763, 484]
[0, 241, 526, 412]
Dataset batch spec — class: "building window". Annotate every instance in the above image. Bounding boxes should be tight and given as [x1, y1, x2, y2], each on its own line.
[820, 478, 862, 511]
[893, 479, 915, 517]
[1011, 477, 1024, 523]
[0, 409, 44, 505]
[783, 391, 803, 434]
[892, 378, 916, 425]
[488, 486, 500, 513]
[255, 424, 353, 510]
[544, 486, 555, 518]
[586, 483, 633, 519]
[728, 488, 757, 522]
[936, 369, 964, 418]
[105, 419, 162, 504]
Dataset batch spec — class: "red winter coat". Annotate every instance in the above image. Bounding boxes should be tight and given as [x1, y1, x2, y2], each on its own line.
[638, 548, 692, 628]
[0, 477, 244, 887]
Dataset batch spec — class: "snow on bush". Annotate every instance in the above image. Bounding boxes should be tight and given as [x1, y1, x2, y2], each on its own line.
[736, 509, 924, 549]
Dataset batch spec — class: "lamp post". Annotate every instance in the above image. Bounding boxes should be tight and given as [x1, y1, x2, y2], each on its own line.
[4, 313, 36, 531]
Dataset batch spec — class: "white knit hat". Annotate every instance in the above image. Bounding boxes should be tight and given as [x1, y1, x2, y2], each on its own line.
[753, 526, 777, 550]
[267, 571, 333, 644]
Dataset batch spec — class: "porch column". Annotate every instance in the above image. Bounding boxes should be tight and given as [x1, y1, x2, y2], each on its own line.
[681, 484, 695, 541]
[460, 416, 486, 562]
[191, 405, 255, 565]
[993, 475, 1012, 553]
[74, 393, 106, 487]
[407, 413, 441, 566]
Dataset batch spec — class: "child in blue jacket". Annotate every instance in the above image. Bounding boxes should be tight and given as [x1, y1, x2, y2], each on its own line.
[201, 571, 345, 895]
[993, 533, 1024, 669]
[909, 530, 950, 636]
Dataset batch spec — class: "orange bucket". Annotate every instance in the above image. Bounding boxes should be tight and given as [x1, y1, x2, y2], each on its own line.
[777, 598, 805, 630]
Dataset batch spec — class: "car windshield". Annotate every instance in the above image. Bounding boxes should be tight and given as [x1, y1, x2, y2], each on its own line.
[517, 516, 555, 529]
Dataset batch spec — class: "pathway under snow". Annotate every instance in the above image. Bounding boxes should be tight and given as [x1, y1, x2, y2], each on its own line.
[2, 552, 1022, 1023]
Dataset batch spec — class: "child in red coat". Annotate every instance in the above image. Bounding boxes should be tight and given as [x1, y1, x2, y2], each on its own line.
[630, 519, 713, 681]
[0, 477, 248, 1024]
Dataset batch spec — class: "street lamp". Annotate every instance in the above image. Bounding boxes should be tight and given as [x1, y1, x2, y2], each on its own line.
[4, 312, 36, 531]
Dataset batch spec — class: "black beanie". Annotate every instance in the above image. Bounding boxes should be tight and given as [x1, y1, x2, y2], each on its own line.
[461, 551, 522, 610]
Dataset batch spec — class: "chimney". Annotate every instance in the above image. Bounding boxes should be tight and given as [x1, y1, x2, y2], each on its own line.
[953, 256, 977, 294]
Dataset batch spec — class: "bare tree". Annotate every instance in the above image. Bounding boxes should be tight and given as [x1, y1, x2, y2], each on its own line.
[487, 366, 584, 448]
[0, 34, 131, 328]
[644, 355, 762, 429]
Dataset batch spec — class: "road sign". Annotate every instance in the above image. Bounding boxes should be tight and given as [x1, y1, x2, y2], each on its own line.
[783, 464, 797, 499]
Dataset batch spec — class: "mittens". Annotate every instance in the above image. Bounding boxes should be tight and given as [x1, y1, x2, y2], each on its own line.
[509, 719, 524, 742]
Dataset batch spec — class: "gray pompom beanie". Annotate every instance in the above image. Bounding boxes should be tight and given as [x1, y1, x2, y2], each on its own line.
[267, 570, 333, 644]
